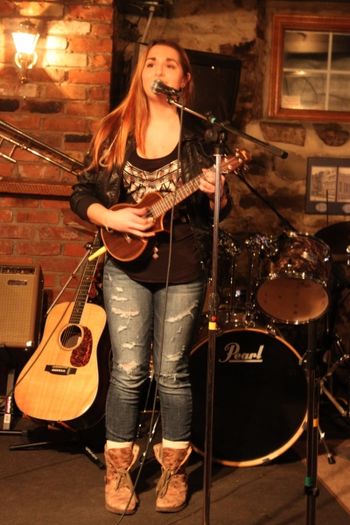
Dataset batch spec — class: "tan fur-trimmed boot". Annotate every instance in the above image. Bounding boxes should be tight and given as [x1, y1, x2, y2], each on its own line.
[104, 444, 139, 515]
[153, 443, 192, 513]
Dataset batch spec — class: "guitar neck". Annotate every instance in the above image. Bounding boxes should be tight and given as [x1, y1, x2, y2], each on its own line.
[70, 235, 101, 324]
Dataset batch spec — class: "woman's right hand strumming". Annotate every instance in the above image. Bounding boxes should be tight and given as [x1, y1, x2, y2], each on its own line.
[87, 202, 156, 238]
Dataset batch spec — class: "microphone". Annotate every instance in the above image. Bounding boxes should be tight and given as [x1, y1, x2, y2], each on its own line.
[151, 79, 182, 98]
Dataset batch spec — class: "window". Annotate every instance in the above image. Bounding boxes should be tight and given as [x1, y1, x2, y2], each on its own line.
[268, 14, 350, 121]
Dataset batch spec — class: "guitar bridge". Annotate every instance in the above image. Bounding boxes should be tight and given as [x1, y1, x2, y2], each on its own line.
[45, 365, 77, 376]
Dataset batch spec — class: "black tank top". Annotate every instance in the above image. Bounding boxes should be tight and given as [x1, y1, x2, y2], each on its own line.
[114, 147, 203, 284]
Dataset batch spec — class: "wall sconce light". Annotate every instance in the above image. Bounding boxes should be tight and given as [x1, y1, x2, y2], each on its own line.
[12, 20, 40, 83]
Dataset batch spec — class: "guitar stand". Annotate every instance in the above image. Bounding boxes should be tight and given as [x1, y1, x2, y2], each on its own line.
[1, 367, 16, 431]
[5, 422, 105, 469]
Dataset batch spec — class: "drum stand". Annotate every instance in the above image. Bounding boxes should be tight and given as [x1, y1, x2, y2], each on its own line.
[318, 424, 335, 464]
[304, 319, 323, 525]
[320, 334, 350, 418]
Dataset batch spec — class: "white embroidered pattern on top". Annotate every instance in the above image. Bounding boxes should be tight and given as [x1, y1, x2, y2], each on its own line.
[123, 159, 181, 204]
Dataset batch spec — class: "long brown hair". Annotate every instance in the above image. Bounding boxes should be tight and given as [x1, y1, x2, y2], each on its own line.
[88, 39, 193, 172]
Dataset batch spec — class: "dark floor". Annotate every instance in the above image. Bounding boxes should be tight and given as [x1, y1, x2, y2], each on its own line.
[1, 399, 350, 525]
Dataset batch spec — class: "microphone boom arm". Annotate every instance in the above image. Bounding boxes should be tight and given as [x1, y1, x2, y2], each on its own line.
[167, 98, 288, 159]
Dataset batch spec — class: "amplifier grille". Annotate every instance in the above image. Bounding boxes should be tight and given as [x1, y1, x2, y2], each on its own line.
[0, 265, 43, 349]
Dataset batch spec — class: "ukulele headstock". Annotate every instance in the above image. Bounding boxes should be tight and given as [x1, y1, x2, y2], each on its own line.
[222, 148, 251, 174]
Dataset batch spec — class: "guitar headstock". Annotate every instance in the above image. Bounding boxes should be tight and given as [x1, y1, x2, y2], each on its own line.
[222, 148, 251, 174]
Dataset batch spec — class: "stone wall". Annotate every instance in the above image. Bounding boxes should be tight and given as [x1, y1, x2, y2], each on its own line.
[243, 0, 350, 237]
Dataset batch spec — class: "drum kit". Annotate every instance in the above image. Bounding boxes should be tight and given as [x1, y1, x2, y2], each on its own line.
[190, 224, 350, 467]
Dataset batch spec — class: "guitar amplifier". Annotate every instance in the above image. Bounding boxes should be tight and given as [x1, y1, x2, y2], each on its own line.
[0, 265, 43, 349]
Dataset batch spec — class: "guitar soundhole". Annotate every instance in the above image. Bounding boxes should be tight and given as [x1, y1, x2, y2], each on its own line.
[60, 324, 82, 349]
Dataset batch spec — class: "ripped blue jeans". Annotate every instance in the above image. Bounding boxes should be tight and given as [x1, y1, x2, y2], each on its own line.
[103, 258, 205, 442]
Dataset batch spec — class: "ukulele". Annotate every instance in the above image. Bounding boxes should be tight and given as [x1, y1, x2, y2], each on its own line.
[100, 149, 250, 262]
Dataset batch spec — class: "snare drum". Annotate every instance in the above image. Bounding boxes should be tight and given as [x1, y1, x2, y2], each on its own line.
[256, 231, 331, 324]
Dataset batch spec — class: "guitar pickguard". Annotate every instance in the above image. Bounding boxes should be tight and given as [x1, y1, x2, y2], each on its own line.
[59, 324, 93, 367]
[71, 326, 92, 366]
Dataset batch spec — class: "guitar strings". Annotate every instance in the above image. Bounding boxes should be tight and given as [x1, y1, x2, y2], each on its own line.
[12, 301, 72, 390]
[61, 238, 100, 347]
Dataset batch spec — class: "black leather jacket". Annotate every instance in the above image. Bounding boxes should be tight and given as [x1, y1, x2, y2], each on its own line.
[70, 129, 232, 264]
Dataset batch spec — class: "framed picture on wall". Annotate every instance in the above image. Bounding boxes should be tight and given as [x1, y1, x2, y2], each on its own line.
[306, 157, 350, 214]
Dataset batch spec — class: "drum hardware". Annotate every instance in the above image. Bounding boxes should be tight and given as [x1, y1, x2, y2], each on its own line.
[217, 230, 241, 325]
[323, 335, 350, 377]
[216, 232, 270, 329]
[317, 424, 335, 465]
[245, 232, 277, 258]
[321, 381, 350, 418]
[244, 234, 264, 317]
[304, 320, 322, 525]
[215, 231, 257, 328]
[297, 340, 337, 465]
[245, 233, 275, 306]
[219, 229, 240, 258]
[320, 335, 350, 419]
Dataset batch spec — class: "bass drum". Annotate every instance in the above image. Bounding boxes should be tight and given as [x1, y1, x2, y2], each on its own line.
[190, 328, 307, 467]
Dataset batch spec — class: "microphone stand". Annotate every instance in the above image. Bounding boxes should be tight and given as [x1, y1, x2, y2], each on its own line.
[167, 95, 287, 525]
[304, 319, 321, 525]
[203, 144, 223, 525]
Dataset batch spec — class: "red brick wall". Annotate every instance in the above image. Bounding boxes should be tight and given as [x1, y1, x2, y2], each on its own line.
[0, 0, 114, 303]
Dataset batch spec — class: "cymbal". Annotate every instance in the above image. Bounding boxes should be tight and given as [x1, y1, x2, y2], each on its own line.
[316, 221, 350, 256]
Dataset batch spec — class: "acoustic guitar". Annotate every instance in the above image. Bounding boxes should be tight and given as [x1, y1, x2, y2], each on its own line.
[100, 149, 250, 262]
[14, 234, 109, 427]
